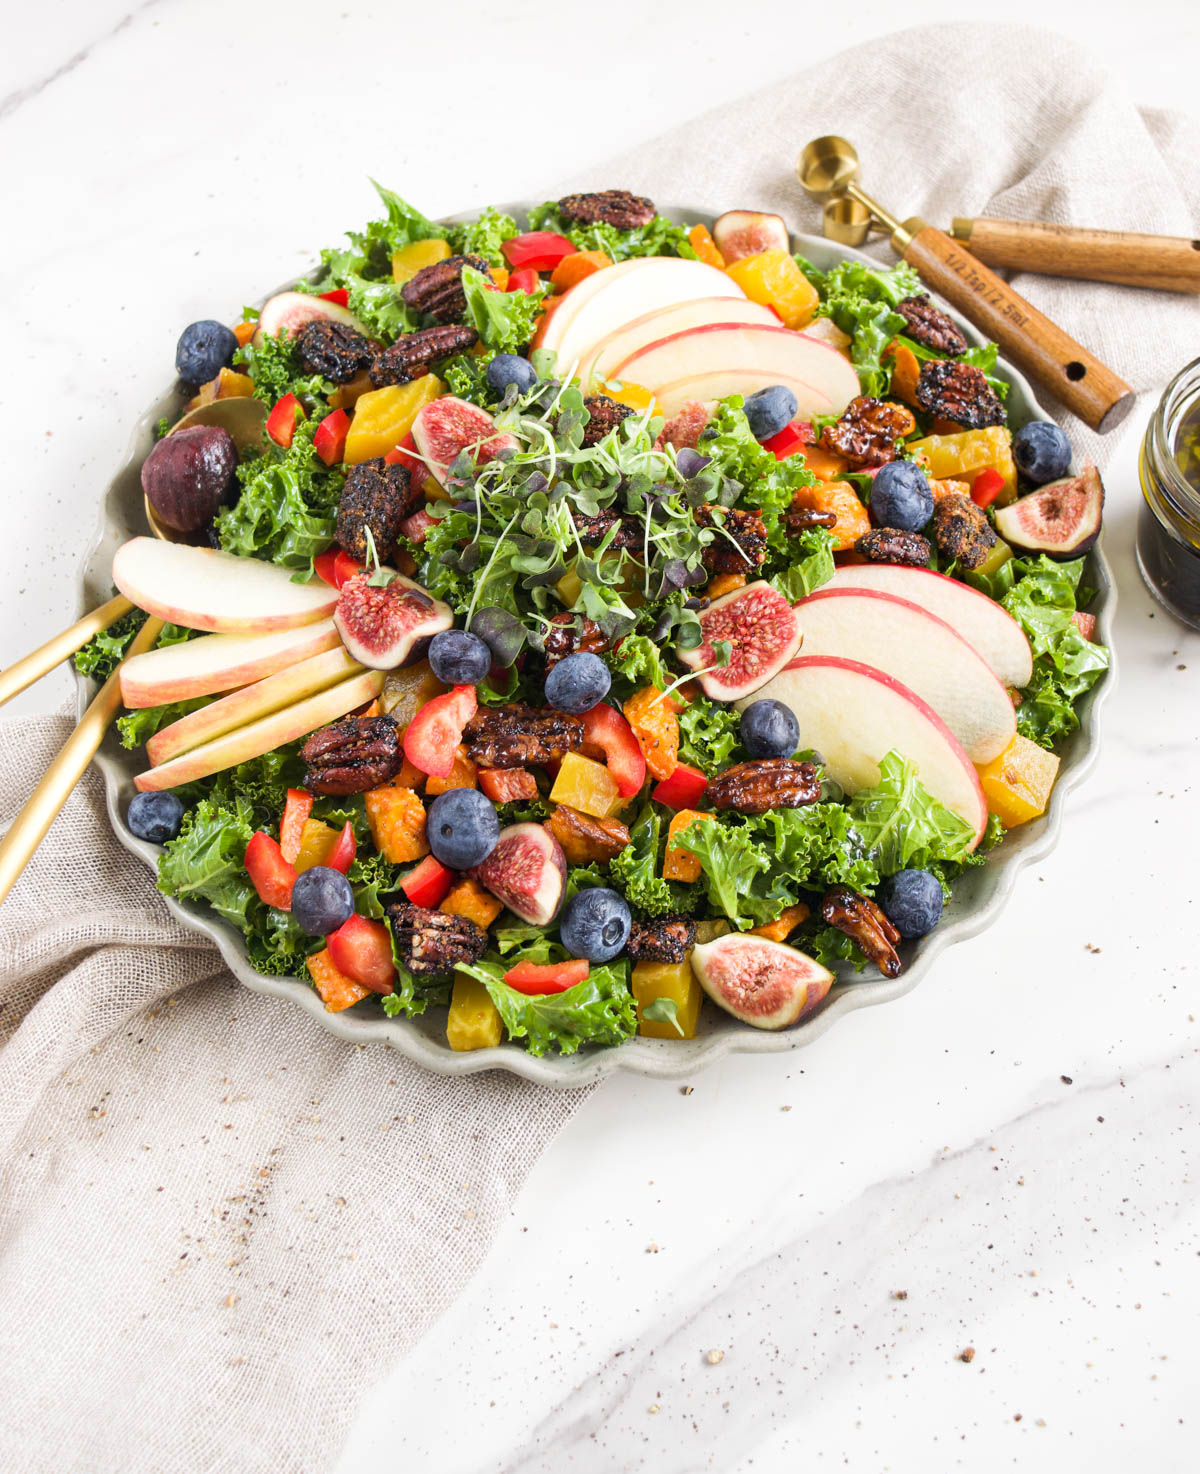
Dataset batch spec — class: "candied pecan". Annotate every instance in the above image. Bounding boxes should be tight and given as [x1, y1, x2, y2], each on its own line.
[548, 804, 631, 865]
[295, 319, 374, 384]
[709, 759, 821, 816]
[581, 394, 635, 447]
[386, 903, 488, 975]
[931, 493, 997, 570]
[896, 294, 968, 356]
[694, 504, 767, 574]
[400, 254, 492, 324]
[336, 457, 418, 562]
[558, 189, 657, 230]
[820, 885, 902, 979]
[822, 396, 916, 467]
[300, 716, 402, 795]
[785, 506, 838, 534]
[369, 324, 478, 388]
[915, 360, 1006, 429]
[855, 528, 932, 567]
[574, 511, 644, 552]
[464, 703, 585, 769]
[542, 612, 614, 671]
[627, 916, 697, 965]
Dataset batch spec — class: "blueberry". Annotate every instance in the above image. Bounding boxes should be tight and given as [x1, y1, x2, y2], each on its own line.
[427, 789, 499, 870]
[560, 887, 632, 963]
[544, 652, 610, 714]
[486, 353, 537, 396]
[869, 460, 934, 532]
[126, 791, 184, 844]
[739, 699, 800, 759]
[175, 319, 239, 385]
[1012, 421, 1072, 486]
[428, 629, 493, 685]
[876, 869, 944, 939]
[743, 385, 798, 441]
[290, 866, 355, 937]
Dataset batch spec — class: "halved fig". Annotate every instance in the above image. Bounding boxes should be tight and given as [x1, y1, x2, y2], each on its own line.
[412, 395, 519, 487]
[470, 822, 567, 926]
[711, 210, 790, 264]
[993, 461, 1104, 559]
[677, 580, 803, 701]
[333, 571, 453, 670]
[253, 290, 367, 347]
[691, 932, 833, 1030]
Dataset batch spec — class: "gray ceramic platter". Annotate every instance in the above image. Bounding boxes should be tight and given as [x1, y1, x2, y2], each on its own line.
[77, 202, 1116, 1089]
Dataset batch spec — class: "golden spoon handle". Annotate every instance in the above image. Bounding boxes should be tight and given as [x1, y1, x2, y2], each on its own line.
[0, 614, 162, 906]
[0, 593, 135, 710]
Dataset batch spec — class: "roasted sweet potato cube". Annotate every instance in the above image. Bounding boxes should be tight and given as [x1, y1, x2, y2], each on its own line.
[477, 767, 538, 804]
[749, 902, 811, 942]
[307, 948, 371, 1012]
[623, 686, 680, 781]
[663, 809, 714, 882]
[364, 783, 429, 863]
[792, 481, 871, 550]
[425, 744, 478, 796]
[440, 877, 504, 931]
[548, 804, 631, 865]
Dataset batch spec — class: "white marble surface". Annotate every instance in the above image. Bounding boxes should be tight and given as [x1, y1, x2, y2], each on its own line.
[3, 1, 1199, 1470]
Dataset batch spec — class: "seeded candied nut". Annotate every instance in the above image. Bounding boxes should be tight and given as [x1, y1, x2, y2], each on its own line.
[558, 189, 657, 230]
[387, 902, 488, 975]
[822, 396, 917, 467]
[932, 493, 997, 570]
[400, 253, 492, 324]
[542, 612, 615, 671]
[709, 759, 821, 815]
[820, 884, 902, 979]
[368, 324, 479, 388]
[336, 457, 418, 563]
[300, 715, 403, 795]
[464, 703, 585, 768]
[295, 319, 374, 384]
[548, 804, 631, 864]
[581, 394, 635, 448]
[916, 360, 1006, 430]
[896, 294, 969, 356]
[627, 915, 697, 965]
[855, 528, 933, 567]
[695, 504, 768, 574]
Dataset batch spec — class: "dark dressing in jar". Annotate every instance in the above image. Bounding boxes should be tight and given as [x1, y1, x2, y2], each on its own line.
[1137, 359, 1200, 630]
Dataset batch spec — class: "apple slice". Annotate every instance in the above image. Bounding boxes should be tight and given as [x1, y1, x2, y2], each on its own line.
[826, 565, 1033, 690]
[793, 588, 1015, 763]
[120, 620, 341, 709]
[578, 297, 778, 389]
[653, 369, 837, 422]
[113, 537, 340, 635]
[145, 646, 365, 766]
[134, 669, 385, 792]
[742, 657, 988, 845]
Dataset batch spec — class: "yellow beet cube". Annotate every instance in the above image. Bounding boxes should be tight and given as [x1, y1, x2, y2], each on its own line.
[977, 734, 1060, 827]
[724, 249, 819, 330]
[549, 751, 622, 819]
[344, 377, 444, 464]
[908, 426, 1016, 503]
[447, 972, 503, 1051]
[392, 238, 451, 283]
[632, 959, 702, 1039]
[294, 818, 341, 874]
[555, 562, 583, 608]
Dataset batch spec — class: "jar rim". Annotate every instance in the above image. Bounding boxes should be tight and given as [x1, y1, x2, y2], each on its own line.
[1147, 355, 1200, 524]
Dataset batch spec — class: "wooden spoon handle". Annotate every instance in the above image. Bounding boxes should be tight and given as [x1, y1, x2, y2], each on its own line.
[953, 217, 1200, 295]
[0, 593, 135, 710]
[901, 225, 1135, 433]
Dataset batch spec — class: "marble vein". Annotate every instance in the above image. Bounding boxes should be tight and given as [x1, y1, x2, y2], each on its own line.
[0, 0, 161, 123]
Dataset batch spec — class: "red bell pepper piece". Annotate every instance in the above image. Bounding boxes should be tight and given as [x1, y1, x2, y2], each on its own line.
[478, 768, 538, 804]
[325, 820, 357, 874]
[505, 267, 540, 295]
[333, 550, 365, 588]
[970, 468, 1006, 509]
[326, 915, 396, 992]
[384, 430, 420, 468]
[319, 288, 350, 307]
[502, 958, 589, 995]
[266, 393, 305, 449]
[501, 231, 576, 274]
[763, 420, 814, 461]
[279, 788, 313, 865]
[244, 832, 297, 910]
[314, 549, 341, 587]
[401, 854, 455, 909]
[313, 408, 351, 466]
[580, 703, 646, 798]
[403, 685, 479, 778]
[651, 761, 708, 810]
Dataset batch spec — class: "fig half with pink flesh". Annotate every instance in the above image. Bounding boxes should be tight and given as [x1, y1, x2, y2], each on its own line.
[333, 572, 453, 670]
[676, 580, 803, 700]
[691, 933, 833, 1029]
[253, 290, 367, 346]
[470, 823, 567, 926]
[994, 461, 1104, 559]
[711, 210, 790, 264]
[412, 395, 519, 487]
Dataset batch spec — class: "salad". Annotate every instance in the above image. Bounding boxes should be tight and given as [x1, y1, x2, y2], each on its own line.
[80, 182, 1110, 1056]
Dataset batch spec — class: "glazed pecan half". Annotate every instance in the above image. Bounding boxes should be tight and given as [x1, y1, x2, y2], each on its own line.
[548, 804, 631, 865]
[821, 396, 916, 467]
[542, 612, 615, 671]
[369, 324, 478, 388]
[464, 703, 585, 769]
[558, 189, 657, 230]
[855, 528, 933, 567]
[400, 254, 492, 323]
[784, 507, 838, 534]
[581, 394, 635, 447]
[387, 903, 488, 975]
[295, 319, 374, 384]
[896, 294, 968, 356]
[300, 716, 403, 795]
[709, 759, 821, 816]
[820, 885, 902, 979]
[627, 916, 697, 965]
[916, 360, 1006, 429]
[695, 504, 768, 574]
[931, 493, 997, 570]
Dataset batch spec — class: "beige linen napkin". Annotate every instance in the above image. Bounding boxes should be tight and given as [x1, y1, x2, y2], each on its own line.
[2, 23, 1198, 1474]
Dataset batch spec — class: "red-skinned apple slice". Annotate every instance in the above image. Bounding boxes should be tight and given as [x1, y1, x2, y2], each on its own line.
[133, 669, 385, 792]
[113, 538, 339, 635]
[793, 588, 1016, 763]
[652, 370, 835, 421]
[120, 620, 341, 709]
[826, 565, 1033, 689]
[578, 297, 777, 389]
[145, 646, 365, 766]
[741, 656, 988, 845]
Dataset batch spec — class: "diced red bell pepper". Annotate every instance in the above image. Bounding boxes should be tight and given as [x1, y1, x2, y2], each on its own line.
[401, 854, 455, 909]
[478, 768, 538, 804]
[325, 820, 357, 874]
[763, 420, 814, 461]
[384, 430, 420, 469]
[279, 787, 313, 865]
[244, 832, 297, 910]
[314, 549, 341, 587]
[501, 231, 577, 274]
[266, 393, 305, 449]
[400, 508, 437, 544]
[580, 703, 646, 798]
[502, 958, 589, 995]
[505, 267, 540, 295]
[313, 408, 351, 467]
[651, 761, 708, 810]
[333, 550, 365, 588]
[319, 288, 350, 307]
[403, 685, 479, 778]
[970, 468, 1006, 509]
[326, 915, 396, 992]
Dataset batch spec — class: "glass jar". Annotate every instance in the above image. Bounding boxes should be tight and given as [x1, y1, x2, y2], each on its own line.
[1137, 356, 1200, 630]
